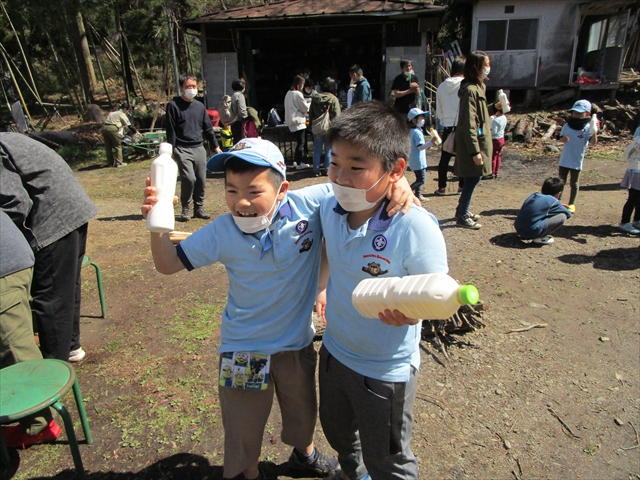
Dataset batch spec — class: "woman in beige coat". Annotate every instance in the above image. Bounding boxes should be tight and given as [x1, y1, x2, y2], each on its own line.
[454, 51, 503, 229]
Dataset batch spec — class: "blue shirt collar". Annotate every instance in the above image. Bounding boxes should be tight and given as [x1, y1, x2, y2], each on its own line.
[332, 199, 393, 231]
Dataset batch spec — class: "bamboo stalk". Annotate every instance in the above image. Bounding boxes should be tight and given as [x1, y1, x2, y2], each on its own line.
[0, 48, 32, 123]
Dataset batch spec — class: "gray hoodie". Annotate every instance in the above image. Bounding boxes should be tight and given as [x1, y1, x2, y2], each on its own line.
[436, 76, 464, 128]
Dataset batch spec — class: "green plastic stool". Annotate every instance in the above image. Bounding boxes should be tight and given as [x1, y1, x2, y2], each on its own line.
[82, 254, 107, 318]
[0, 359, 93, 477]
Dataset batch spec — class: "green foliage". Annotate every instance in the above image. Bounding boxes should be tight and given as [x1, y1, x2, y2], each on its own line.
[434, 0, 473, 54]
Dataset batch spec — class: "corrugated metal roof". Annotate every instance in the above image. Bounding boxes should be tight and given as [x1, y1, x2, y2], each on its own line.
[193, 0, 443, 23]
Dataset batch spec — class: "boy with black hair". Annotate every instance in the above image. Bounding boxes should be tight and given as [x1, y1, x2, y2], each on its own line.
[142, 137, 416, 480]
[317, 101, 449, 480]
[348, 65, 371, 104]
[514, 176, 573, 245]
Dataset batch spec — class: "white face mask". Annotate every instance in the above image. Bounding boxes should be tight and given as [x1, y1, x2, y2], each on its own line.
[183, 88, 198, 100]
[482, 67, 491, 79]
[232, 188, 281, 234]
[331, 173, 388, 212]
[417, 119, 425, 128]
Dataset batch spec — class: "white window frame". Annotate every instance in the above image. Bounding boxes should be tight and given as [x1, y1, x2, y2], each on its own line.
[476, 17, 540, 52]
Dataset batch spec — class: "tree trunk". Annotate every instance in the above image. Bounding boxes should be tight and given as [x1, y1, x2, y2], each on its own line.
[65, 0, 95, 103]
[173, 0, 190, 73]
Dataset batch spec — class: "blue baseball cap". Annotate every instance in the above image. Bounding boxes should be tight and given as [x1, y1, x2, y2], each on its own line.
[568, 100, 592, 114]
[407, 107, 428, 121]
[206, 138, 286, 179]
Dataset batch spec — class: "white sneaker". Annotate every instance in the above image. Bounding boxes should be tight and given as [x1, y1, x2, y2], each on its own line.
[69, 347, 86, 362]
[532, 236, 554, 245]
[618, 223, 640, 235]
[296, 162, 310, 170]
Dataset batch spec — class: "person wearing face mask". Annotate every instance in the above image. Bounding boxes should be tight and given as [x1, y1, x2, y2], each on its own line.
[166, 73, 222, 222]
[453, 51, 502, 229]
[284, 75, 310, 169]
[407, 108, 435, 200]
[391, 59, 420, 114]
[141, 137, 416, 480]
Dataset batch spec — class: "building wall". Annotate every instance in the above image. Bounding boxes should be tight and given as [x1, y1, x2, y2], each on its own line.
[472, 0, 581, 88]
[202, 51, 239, 109]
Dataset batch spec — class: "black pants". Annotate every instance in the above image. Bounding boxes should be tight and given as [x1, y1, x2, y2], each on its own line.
[621, 188, 640, 224]
[437, 127, 463, 190]
[31, 223, 88, 361]
[231, 121, 245, 145]
[293, 129, 305, 164]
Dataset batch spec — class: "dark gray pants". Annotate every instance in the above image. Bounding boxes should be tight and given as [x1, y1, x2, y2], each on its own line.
[319, 345, 419, 480]
[540, 213, 567, 237]
[175, 145, 207, 209]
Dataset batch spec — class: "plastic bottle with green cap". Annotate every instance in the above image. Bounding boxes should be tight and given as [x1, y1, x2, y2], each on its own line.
[352, 273, 479, 320]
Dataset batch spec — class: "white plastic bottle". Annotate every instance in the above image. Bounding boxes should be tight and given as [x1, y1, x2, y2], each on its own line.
[429, 128, 442, 146]
[589, 113, 598, 135]
[352, 273, 479, 320]
[146, 143, 178, 233]
[498, 89, 511, 113]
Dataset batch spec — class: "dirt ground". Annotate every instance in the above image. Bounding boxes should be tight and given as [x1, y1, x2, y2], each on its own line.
[2, 139, 639, 480]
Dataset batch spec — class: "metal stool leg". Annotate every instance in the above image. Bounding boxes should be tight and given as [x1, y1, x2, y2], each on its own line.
[51, 401, 85, 479]
[90, 262, 107, 318]
[71, 379, 92, 444]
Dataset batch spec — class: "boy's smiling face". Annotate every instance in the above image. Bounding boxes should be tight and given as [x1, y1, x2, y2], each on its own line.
[225, 167, 288, 220]
[328, 140, 405, 208]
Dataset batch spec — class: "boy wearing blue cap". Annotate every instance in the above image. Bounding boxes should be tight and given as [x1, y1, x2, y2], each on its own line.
[317, 101, 448, 480]
[142, 137, 415, 480]
[407, 107, 435, 200]
[558, 99, 598, 213]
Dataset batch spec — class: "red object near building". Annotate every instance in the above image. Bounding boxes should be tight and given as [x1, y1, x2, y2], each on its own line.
[207, 109, 220, 127]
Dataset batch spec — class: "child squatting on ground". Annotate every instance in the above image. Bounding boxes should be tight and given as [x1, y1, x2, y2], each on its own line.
[141, 137, 416, 480]
[407, 107, 435, 200]
[317, 101, 449, 480]
[558, 99, 598, 214]
[514, 176, 573, 245]
[618, 126, 640, 234]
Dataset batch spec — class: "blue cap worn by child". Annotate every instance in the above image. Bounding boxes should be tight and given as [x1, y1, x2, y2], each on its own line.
[568, 100, 592, 114]
[407, 107, 428, 122]
[207, 138, 287, 178]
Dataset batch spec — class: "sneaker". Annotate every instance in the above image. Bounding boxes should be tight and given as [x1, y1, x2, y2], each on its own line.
[296, 162, 310, 170]
[69, 347, 86, 362]
[567, 204, 576, 213]
[178, 206, 190, 222]
[532, 235, 555, 245]
[313, 170, 321, 177]
[289, 447, 340, 477]
[2, 419, 61, 449]
[481, 174, 494, 180]
[193, 208, 211, 220]
[456, 212, 480, 221]
[434, 188, 446, 196]
[456, 215, 482, 229]
[618, 223, 640, 235]
[632, 220, 640, 230]
[116, 163, 128, 168]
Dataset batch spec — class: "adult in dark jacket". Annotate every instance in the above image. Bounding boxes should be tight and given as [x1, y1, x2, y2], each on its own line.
[0, 133, 98, 362]
[309, 77, 341, 176]
[0, 211, 61, 448]
[166, 73, 222, 222]
[453, 51, 503, 229]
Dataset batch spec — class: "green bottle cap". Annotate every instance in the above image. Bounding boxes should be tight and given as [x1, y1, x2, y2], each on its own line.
[458, 285, 479, 305]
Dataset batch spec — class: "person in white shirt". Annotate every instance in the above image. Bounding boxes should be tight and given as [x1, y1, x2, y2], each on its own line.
[284, 75, 310, 168]
[489, 110, 508, 179]
[434, 58, 465, 195]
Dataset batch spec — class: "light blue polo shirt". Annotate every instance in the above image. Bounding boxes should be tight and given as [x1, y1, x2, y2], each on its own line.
[408, 127, 427, 171]
[320, 195, 449, 382]
[559, 123, 592, 170]
[177, 183, 331, 355]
